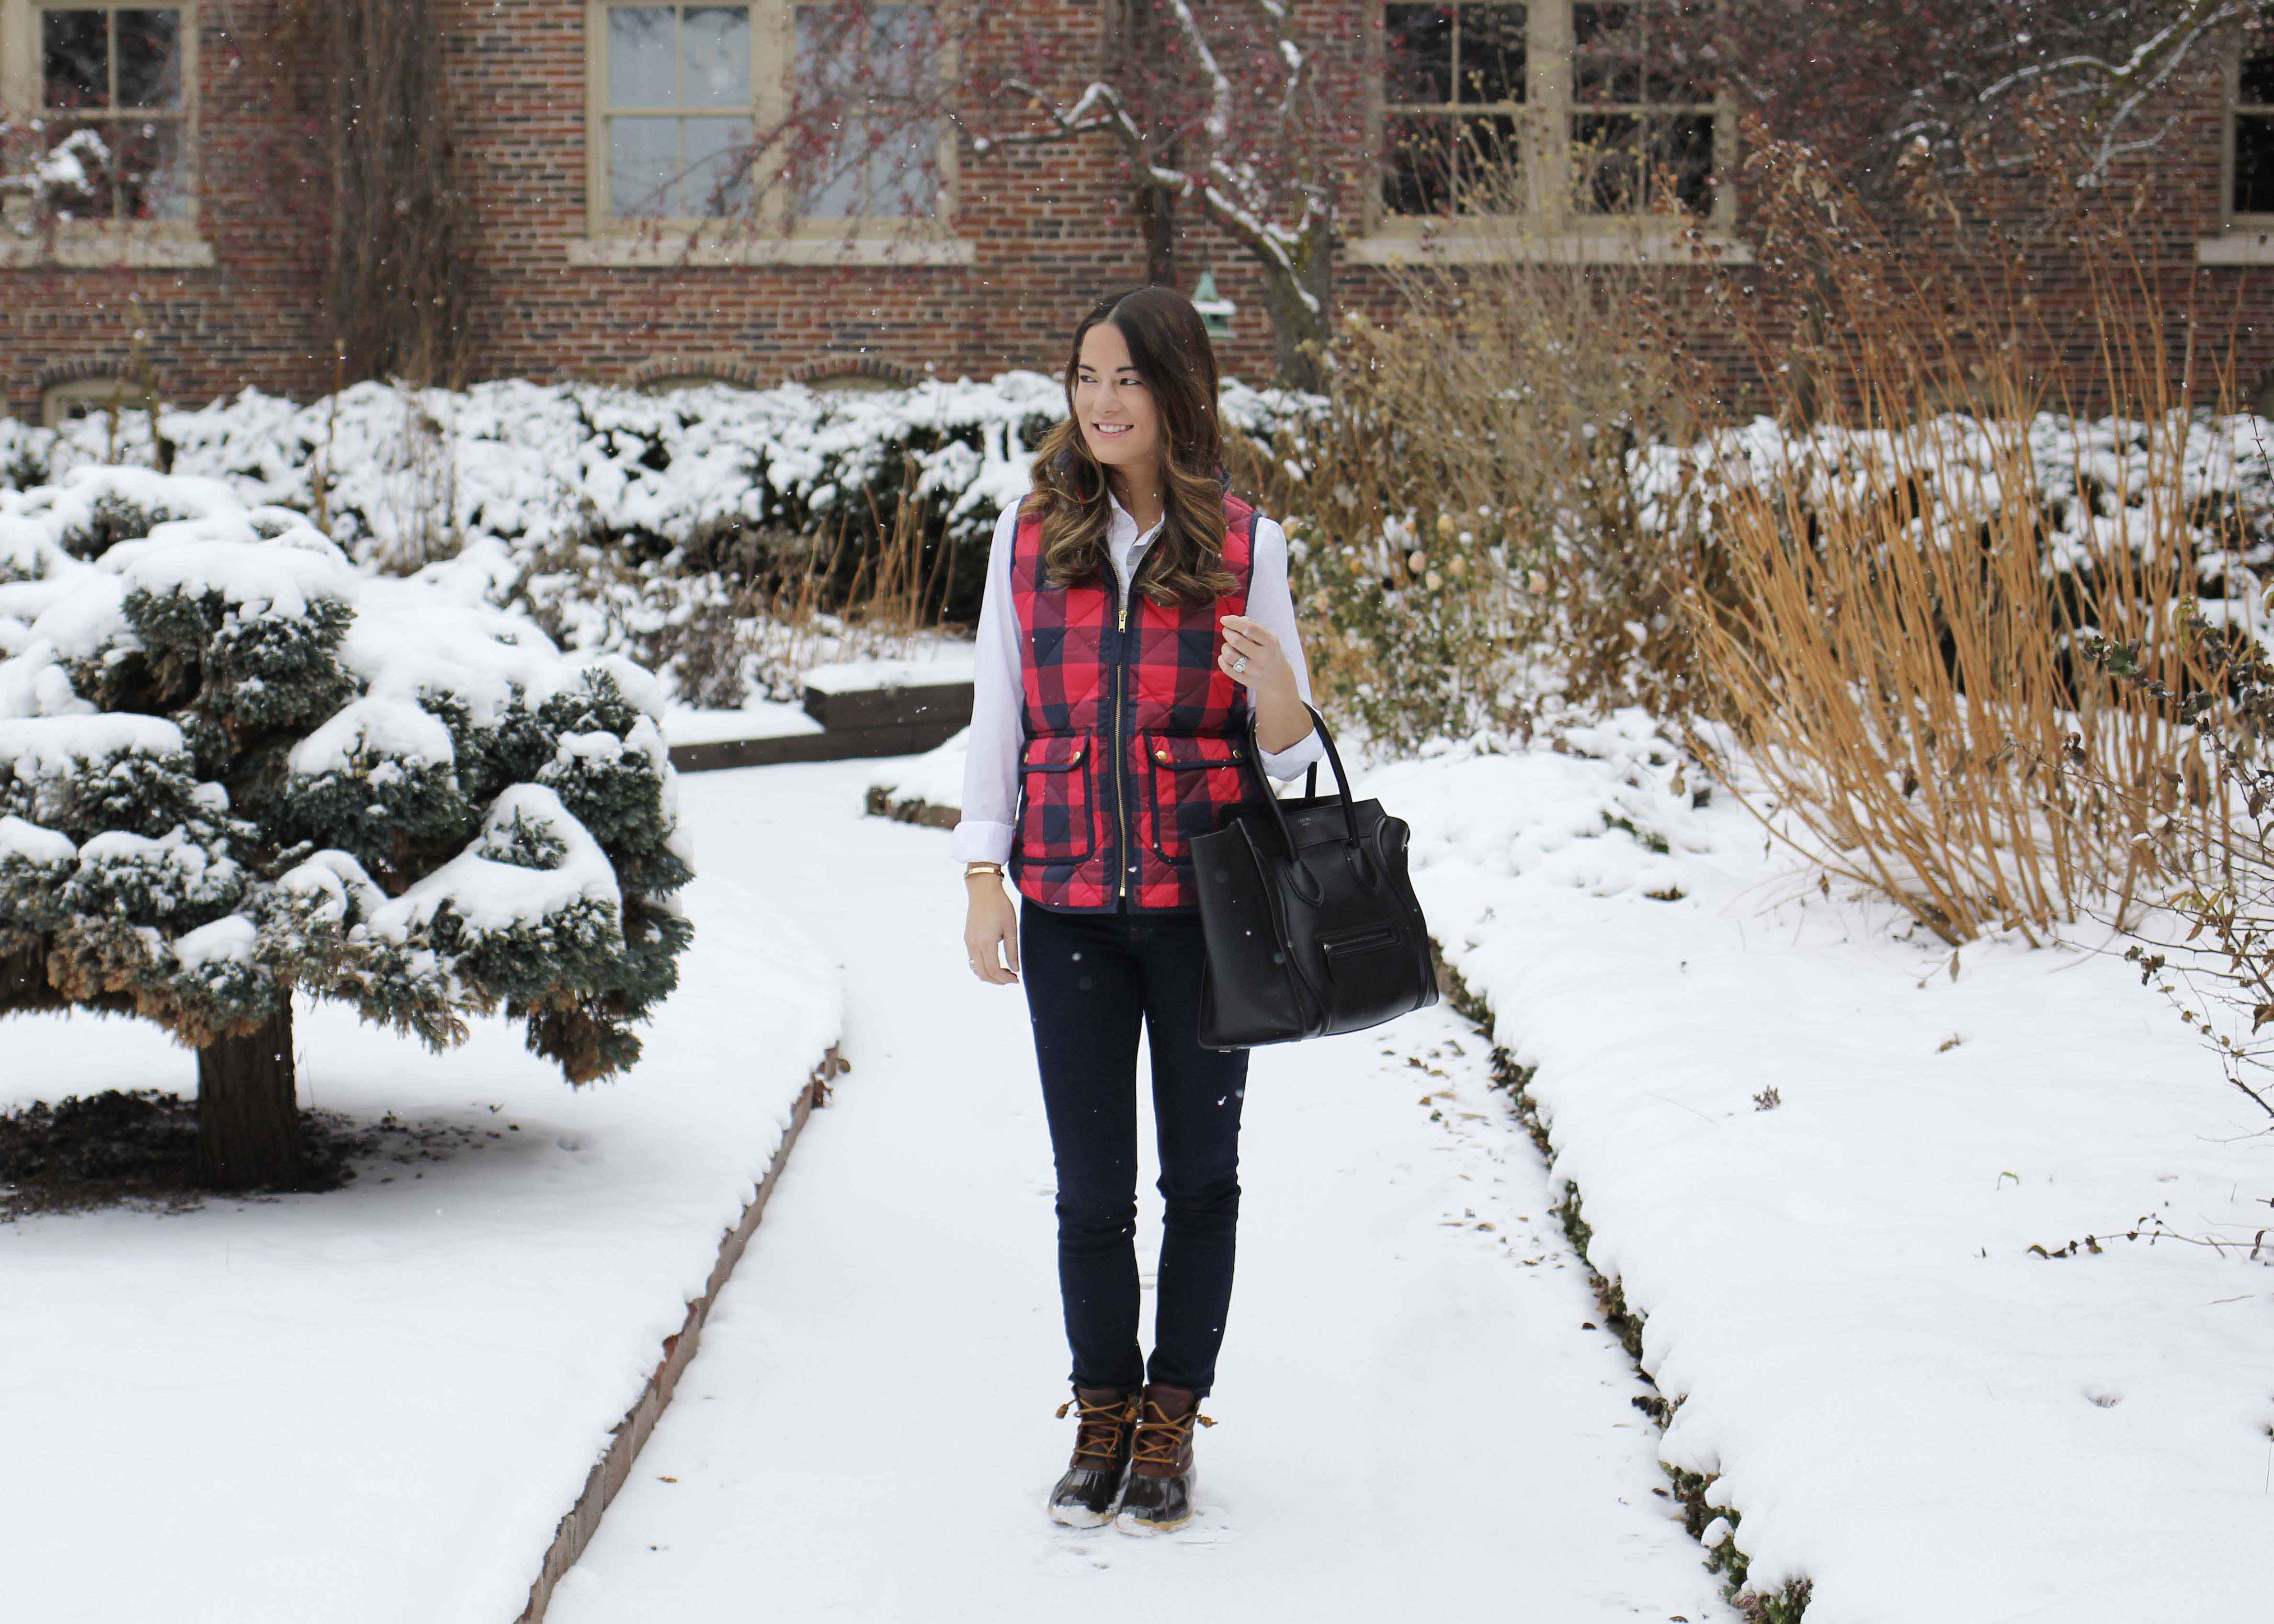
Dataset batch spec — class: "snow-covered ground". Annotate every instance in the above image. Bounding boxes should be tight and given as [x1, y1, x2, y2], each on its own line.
[544, 757, 1732, 1624]
[662, 694, 823, 746]
[1, 770, 840, 1624]
[1376, 714, 2274, 1623]
[802, 649, 977, 693]
[859, 720, 2274, 1621]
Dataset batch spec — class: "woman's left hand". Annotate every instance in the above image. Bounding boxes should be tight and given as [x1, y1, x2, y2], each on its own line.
[1217, 613, 1296, 702]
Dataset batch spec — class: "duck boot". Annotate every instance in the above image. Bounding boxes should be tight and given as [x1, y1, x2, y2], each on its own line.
[1114, 1383, 1215, 1534]
[1047, 1386, 1139, 1527]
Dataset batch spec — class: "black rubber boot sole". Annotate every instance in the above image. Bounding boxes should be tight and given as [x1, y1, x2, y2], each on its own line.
[1114, 1468, 1196, 1533]
[1047, 1465, 1128, 1528]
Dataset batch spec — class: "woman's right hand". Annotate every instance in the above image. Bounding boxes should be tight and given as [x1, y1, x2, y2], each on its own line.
[964, 877, 1021, 984]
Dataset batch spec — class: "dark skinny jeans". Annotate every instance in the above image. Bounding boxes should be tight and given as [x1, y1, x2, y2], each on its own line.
[1019, 894, 1249, 1398]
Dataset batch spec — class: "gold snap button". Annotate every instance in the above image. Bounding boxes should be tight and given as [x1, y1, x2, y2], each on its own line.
[1155, 749, 1170, 761]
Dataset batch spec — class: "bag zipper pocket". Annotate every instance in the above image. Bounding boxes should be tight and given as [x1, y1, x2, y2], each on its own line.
[1319, 921, 1402, 958]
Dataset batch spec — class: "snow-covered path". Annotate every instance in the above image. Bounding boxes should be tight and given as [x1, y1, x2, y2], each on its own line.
[546, 759, 1731, 1624]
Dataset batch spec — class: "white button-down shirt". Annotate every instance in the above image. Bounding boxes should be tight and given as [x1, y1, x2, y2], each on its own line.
[949, 494, 1329, 866]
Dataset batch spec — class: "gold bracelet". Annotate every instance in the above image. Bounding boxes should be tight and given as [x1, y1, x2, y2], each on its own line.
[964, 861, 1005, 878]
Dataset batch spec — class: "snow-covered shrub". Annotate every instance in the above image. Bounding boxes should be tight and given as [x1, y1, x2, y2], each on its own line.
[0, 465, 692, 1186]
[0, 374, 1315, 706]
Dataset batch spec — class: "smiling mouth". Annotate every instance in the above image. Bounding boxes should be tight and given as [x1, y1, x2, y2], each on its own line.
[1092, 422, 1133, 436]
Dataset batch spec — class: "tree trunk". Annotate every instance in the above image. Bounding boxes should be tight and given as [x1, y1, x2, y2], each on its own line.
[1259, 236, 1333, 395]
[1139, 182, 1177, 287]
[196, 1001, 304, 1190]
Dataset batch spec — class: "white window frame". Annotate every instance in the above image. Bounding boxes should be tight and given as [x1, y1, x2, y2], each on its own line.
[1351, 0, 1748, 265]
[574, 0, 970, 266]
[2202, 11, 2274, 263]
[2225, 13, 2274, 219]
[0, 0, 210, 267]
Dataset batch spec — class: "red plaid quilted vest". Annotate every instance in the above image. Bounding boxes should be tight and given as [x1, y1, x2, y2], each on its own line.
[1009, 493, 1261, 912]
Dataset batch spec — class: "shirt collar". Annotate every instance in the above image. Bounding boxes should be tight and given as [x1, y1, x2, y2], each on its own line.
[1106, 491, 1165, 551]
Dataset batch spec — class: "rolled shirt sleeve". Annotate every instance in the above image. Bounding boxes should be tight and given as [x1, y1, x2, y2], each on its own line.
[947, 503, 1024, 865]
[1245, 514, 1329, 783]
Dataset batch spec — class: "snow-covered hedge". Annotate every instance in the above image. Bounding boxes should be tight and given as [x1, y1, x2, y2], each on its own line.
[1634, 409, 2274, 614]
[0, 465, 691, 1082]
[1269, 403, 2274, 753]
[0, 374, 1316, 705]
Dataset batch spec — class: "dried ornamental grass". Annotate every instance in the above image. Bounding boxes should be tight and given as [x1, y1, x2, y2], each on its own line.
[1671, 142, 2250, 943]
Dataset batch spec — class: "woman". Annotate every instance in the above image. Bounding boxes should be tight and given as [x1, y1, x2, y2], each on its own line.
[952, 286, 1327, 1534]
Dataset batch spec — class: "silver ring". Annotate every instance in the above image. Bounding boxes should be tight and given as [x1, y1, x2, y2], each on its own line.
[1231, 655, 1249, 673]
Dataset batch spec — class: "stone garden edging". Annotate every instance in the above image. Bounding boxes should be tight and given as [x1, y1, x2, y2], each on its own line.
[515, 1044, 852, 1623]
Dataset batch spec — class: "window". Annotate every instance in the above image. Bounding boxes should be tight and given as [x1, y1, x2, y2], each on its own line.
[586, 0, 946, 237]
[1382, 3, 1526, 215]
[40, 373, 152, 425]
[1, 2, 193, 226]
[637, 370, 750, 391]
[788, 3, 939, 219]
[601, 3, 755, 219]
[1376, 0, 1727, 238]
[2235, 7, 2274, 221]
[798, 367, 895, 392]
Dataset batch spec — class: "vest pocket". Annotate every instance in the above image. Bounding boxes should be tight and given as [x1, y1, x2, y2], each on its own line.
[1143, 731, 1248, 863]
[1015, 734, 1096, 863]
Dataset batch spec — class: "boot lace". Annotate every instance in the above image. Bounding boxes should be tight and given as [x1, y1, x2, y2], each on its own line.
[1129, 1398, 1217, 1470]
[1055, 1391, 1137, 1468]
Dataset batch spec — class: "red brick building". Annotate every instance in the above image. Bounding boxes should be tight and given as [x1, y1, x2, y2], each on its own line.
[4, 0, 2272, 423]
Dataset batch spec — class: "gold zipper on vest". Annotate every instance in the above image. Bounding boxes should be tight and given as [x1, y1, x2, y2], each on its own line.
[1114, 585, 1130, 902]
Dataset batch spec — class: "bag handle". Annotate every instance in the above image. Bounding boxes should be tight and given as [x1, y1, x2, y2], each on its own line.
[1242, 700, 1360, 860]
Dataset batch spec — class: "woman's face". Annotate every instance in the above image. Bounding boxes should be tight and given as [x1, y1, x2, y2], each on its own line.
[1072, 319, 1163, 488]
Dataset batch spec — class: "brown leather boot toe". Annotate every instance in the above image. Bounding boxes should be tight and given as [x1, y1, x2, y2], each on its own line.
[1113, 1382, 1214, 1534]
[1047, 1386, 1138, 1527]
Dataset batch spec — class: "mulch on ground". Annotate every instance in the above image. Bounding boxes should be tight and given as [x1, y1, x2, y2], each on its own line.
[0, 1089, 506, 1221]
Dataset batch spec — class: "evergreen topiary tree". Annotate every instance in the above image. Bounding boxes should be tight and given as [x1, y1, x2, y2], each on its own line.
[0, 467, 693, 1189]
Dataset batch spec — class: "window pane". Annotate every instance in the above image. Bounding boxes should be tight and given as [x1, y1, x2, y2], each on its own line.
[792, 5, 940, 218]
[609, 114, 682, 215]
[1573, 1, 1642, 103]
[1455, 112, 1523, 211]
[1576, 53, 1640, 104]
[2238, 113, 2274, 214]
[39, 122, 111, 218]
[2243, 45, 2274, 108]
[683, 115, 752, 215]
[609, 5, 679, 107]
[1650, 112, 1713, 213]
[113, 118, 191, 219]
[865, 3, 938, 96]
[1571, 1, 1634, 45]
[681, 6, 750, 108]
[1385, 5, 1454, 104]
[864, 117, 942, 217]
[1382, 112, 1453, 213]
[1649, 0, 1716, 102]
[795, 4, 847, 92]
[1645, 59, 1711, 103]
[1571, 111, 1643, 211]
[116, 10, 182, 108]
[797, 115, 940, 218]
[1456, 4, 1526, 104]
[43, 10, 109, 109]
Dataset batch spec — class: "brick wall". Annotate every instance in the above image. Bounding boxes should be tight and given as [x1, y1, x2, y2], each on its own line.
[4, 0, 331, 420]
[4, 1, 2269, 420]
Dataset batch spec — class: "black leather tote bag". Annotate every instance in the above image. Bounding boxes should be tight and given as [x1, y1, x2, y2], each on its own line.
[1193, 702, 1439, 1049]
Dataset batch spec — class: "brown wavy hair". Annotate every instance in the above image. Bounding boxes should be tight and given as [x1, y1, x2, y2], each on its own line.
[1022, 286, 1240, 606]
